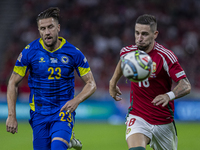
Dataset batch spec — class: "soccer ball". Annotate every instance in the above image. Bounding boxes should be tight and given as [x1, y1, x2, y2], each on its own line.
[121, 50, 153, 82]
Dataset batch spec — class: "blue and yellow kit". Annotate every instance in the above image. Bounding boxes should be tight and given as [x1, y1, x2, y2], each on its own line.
[14, 37, 90, 115]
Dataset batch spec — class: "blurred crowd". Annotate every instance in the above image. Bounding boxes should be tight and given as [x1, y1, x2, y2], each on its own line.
[1, 0, 200, 95]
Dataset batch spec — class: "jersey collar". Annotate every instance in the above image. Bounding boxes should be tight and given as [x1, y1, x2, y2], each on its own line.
[39, 37, 66, 53]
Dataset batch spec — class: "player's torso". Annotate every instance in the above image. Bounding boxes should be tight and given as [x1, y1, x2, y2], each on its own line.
[121, 44, 174, 124]
[27, 42, 78, 114]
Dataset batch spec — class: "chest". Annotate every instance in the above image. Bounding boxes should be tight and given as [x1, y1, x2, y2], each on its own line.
[29, 51, 75, 78]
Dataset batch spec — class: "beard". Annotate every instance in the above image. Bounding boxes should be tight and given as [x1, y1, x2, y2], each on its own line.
[43, 36, 58, 48]
[137, 41, 152, 52]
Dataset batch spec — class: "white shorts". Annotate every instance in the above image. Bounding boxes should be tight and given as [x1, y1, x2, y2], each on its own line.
[126, 114, 177, 150]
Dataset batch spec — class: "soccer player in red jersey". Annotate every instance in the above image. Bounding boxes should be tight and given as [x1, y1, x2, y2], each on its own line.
[109, 14, 191, 150]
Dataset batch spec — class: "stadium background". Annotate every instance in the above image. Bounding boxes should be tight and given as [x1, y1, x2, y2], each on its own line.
[0, 0, 199, 149]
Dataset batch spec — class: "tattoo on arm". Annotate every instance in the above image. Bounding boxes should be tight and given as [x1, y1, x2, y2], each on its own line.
[173, 78, 191, 99]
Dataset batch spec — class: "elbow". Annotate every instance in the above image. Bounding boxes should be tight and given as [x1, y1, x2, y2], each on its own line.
[186, 83, 192, 95]
[92, 81, 97, 93]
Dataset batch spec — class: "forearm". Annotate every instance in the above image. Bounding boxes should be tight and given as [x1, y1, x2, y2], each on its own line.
[172, 78, 191, 99]
[110, 60, 123, 87]
[75, 80, 96, 103]
[7, 82, 18, 117]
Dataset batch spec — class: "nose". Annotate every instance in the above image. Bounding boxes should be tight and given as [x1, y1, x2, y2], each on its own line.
[45, 28, 50, 35]
[137, 34, 143, 42]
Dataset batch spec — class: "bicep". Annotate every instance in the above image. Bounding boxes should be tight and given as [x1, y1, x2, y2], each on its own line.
[8, 72, 24, 86]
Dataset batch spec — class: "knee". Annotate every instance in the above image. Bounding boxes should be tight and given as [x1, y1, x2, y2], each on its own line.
[129, 147, 146, 150]
[51, 137, 69, 150]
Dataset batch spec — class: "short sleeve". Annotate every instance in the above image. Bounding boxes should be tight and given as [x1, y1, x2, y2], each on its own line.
[13, 46, 30, 77]
[74, 50, 90, 77]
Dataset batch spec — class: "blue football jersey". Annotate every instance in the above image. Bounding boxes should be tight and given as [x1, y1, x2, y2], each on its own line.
[14, 37, 90, 115]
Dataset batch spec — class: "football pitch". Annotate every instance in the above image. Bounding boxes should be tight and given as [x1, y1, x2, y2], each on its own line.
[0, 122, 199, 150]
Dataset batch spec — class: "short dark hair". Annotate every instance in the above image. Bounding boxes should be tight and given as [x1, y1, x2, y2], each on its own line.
[36, 7, 60, 23]
[136, 14, 157, 32]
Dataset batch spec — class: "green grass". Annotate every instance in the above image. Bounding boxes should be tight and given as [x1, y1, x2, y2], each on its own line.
[1, 122, 199, 150]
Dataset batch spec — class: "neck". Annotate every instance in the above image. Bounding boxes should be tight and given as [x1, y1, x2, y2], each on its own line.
[45, 38, 61, 51]
[145, 41, 155, 53]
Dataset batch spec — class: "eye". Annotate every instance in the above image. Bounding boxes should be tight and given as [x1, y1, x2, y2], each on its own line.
[40, 27, 45, 31]
[48, 25, 54, 29]
[135, 31, 139, 35]
[142, 32, 149, 36]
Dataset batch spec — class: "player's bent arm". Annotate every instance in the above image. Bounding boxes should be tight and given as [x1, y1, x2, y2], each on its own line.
[109, 60, 123, 101]
[60, 71, 96, 112]
[172, 77, 191, 99]
[152, 78, 191, 107]
[109, 60, 123, 87]
[6, 72, 24, 134]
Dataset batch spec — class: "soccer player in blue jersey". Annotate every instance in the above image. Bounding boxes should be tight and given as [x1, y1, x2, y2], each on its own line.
[6, 7, 96, 150]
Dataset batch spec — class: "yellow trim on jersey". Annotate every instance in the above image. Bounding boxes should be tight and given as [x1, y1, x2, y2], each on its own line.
[39, 37, 66, 53]
[13, 66, 27, 77]
[78, 67, 91, 76]
[30, 95, 35, 111]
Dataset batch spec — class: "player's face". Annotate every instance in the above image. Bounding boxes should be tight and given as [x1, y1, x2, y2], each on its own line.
[135, 23, 158, 53]
[38, 17, 60, 49]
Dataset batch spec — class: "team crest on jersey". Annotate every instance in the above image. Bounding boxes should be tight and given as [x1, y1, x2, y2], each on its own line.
[50, 58, 58, 63]
[150, 62, 157, 78]
[17, 52, 22, 62]
[61, 56, 69, 64]
[126, 128, 131, 135]
[39, 57, 45, 63]
[152, 62, 156, 73]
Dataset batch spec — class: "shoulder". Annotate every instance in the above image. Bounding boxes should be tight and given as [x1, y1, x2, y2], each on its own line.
[62, 40, 84, 56]
[22, 38, 40, 54]
[120, 45, 138, 57]
[154, 42, 178, 64]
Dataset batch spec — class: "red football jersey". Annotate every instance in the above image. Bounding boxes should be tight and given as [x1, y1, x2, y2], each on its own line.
[120, 42, 187, 125]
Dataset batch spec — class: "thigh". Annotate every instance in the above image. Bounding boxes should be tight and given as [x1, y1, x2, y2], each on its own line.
[30, 121, 51, 150]
[150, 122, 178, 150]
[127, 133, 150, 148]
[126, 115, 152, 148]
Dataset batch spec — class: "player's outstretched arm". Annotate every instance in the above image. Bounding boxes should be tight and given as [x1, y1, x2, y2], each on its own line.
[152, 77, 191, 107]
[6, 72, 23, 134]
[60, 71, 96, 113]
[109, 60, 123, 101]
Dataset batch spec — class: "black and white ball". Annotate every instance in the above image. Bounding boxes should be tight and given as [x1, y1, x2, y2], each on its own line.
[121, 50, 153, 82]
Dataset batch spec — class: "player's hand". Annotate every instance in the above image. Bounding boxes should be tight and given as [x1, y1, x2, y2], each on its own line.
[6, 116, 18, 134]
[60, 98, 80, 113]
[109, 85, 122, 101]
[151, 94, 170, 107]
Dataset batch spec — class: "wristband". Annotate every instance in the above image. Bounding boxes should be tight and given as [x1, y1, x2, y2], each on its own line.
[166, 91, 175, 100]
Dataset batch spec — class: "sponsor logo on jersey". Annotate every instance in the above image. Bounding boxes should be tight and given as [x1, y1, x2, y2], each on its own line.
[39, 57, 45, 63]
[50, 58, 58, 63]
[175, 71, 185, 78]
[61, 56, 69, 64]
[17, 52, 22, 62]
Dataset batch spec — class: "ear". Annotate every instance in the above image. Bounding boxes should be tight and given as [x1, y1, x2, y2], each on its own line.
[57, 24, 60, 32]
[154, 31, 159, 40]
